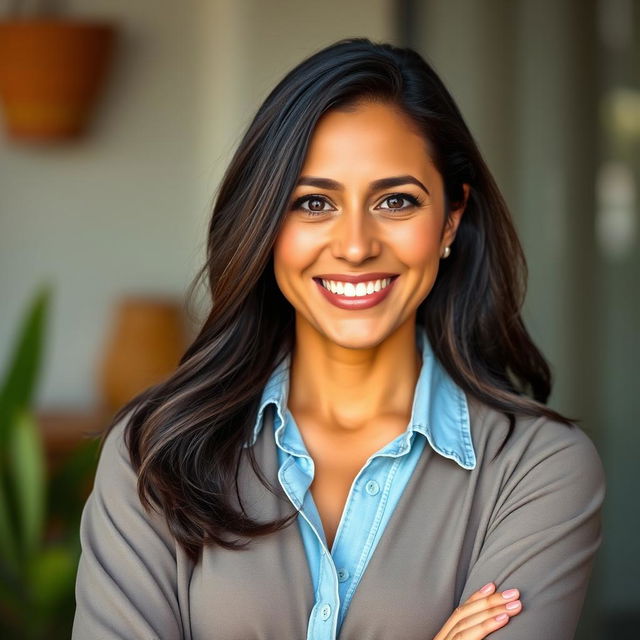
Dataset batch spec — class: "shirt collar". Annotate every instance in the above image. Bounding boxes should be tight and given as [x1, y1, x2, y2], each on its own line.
[244, 325, 476, 470]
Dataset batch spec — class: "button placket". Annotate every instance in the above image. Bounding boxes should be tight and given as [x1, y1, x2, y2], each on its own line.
[304, 524, 339, 639]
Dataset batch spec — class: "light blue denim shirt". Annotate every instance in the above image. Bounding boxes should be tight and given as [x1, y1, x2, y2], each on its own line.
[245, 324, 476, 639]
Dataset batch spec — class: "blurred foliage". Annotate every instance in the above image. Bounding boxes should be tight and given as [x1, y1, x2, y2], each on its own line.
[0, 285, 100, 639]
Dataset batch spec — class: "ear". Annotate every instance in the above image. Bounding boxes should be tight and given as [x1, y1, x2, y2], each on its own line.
[441, 183, 470, 250]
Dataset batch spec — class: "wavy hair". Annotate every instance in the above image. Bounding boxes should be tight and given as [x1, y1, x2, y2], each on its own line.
[104, 37, 575, 561]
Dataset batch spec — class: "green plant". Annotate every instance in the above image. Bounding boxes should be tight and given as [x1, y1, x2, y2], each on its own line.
[0, 284, 100, 639]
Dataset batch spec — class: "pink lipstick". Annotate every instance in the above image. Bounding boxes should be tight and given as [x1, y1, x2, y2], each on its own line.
[313, 274, 399, 310]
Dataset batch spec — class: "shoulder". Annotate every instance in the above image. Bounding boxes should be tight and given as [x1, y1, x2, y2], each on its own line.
[89, 409, 141, 517]
[467, 395, 606, 499]
[74, 413, 185, 638]
[82, 407, 179, 554]
[457, 398, 605, 630]
[92, 409, 173, 534]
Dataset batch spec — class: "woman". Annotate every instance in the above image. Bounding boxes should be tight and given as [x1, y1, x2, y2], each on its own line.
[72, 38, 605, 639]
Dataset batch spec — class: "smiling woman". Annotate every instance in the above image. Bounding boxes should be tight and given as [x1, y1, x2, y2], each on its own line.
[274, 101, 467, 343]
[72, 38, 605, 640]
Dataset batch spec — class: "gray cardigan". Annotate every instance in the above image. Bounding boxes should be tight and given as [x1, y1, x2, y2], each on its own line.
[72, 395, 605, 639]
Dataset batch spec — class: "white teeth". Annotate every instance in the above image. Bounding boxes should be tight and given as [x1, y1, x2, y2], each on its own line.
[320, 277, 394, 297]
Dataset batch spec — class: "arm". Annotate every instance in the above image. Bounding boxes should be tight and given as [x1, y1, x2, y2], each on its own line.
[458, 423, 606, 639]
[72, 414, 184, 640]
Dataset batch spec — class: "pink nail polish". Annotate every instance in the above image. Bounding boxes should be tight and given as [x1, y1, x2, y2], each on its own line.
[502, 589, 519, 599]
[495, 613, 509, 622]
[506, 600, 521, 610]
[480, 582, 494, 594]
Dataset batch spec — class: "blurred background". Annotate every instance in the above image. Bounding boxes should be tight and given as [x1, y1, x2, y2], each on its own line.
[0, 0, 637, 638]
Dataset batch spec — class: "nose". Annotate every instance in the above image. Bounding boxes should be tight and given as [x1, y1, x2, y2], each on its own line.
[330, 209, 381, 264]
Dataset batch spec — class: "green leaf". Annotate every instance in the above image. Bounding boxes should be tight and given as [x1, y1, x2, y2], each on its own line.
[0, 283, 52, 449]
[9, 410, 45, 559]
[28, 546, 78, 613]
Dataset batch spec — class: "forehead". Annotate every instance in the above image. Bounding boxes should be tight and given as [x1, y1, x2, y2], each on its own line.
[299, 101, 436, 180]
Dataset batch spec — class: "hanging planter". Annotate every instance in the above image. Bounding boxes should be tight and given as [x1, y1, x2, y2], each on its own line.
[0, 19, 116, 141]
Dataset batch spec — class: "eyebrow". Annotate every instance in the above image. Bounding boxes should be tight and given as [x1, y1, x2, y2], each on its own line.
[295, 174, 430, 196]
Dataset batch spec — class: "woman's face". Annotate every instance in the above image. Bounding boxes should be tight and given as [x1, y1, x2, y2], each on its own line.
[273, 100, 468, 348]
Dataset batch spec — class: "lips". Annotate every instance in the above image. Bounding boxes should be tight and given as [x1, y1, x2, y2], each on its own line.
[313, 274, 399, 310]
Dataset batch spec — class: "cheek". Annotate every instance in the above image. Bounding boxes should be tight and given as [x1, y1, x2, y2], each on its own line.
[273, 221, 319, 284]
[390, 218, 442, 268]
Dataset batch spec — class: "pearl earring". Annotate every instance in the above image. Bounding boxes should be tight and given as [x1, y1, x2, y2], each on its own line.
[441, 246, 451, 259]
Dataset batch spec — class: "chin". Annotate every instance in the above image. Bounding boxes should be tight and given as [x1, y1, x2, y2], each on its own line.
[312, 320, 399, 349]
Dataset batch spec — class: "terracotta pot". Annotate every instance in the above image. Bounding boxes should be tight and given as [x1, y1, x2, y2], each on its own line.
[0, 19, 116, 141]
[99, 297, 188, 413]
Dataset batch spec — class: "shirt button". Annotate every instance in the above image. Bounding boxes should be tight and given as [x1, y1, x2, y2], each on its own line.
[320, 604, 332, 621]
[365, 480, 380, 495]
[337, 568, 350, 582]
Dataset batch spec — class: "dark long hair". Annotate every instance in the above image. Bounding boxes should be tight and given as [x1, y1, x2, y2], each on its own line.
[105, 37, 576, 561]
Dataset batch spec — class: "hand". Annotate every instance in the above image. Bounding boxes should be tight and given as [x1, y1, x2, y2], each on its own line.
[432, 582, 523, 639]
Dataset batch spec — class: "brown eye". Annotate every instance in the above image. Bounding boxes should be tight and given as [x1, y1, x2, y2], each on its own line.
[386, 195, 404, 209]
[306, 197, 326, 211]
[378, 193, 424, 213]
[291, 195, 333, 216]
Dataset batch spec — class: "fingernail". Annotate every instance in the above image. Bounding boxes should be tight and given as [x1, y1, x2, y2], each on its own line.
[502, 589, 519, 600]
[495, 613, 509, 622]
[506, 600, 521, 611]
[480, 582, 494, 594]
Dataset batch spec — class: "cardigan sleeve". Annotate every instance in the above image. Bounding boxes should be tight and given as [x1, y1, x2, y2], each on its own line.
[458, 421, 605, 640]
[71, 414, 183, 640]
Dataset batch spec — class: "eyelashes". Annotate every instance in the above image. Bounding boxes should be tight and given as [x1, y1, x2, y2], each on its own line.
[290, 192, 426, 216]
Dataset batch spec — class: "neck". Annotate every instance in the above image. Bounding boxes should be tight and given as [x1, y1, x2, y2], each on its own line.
[287, 317, 422, 437]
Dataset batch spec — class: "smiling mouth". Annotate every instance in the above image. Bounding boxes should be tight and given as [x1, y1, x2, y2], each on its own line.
[313, 276, 398, 297]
